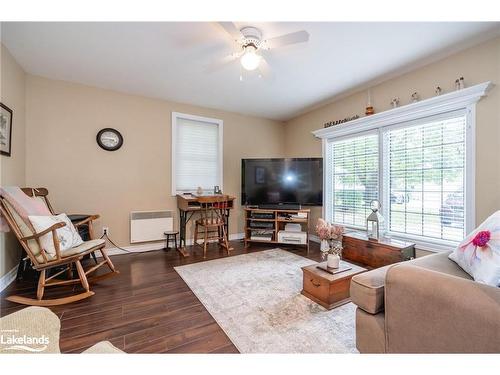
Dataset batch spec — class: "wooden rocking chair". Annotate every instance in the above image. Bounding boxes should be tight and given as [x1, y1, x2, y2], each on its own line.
[0, 188, 119, 306]
[193, 195, 233, 258]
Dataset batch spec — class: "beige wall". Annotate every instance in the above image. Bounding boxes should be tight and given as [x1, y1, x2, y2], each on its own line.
[284, 36, 500, 245]
[3, 35, 500, 268]
[0, 44, 26, 277]
[25, 75, 285, 247]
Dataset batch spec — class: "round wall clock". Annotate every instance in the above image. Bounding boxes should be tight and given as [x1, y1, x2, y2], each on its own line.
[96, 128, 123, 151]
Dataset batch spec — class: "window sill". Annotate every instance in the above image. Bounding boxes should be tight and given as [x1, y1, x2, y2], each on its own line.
[385, 232, 457, 253]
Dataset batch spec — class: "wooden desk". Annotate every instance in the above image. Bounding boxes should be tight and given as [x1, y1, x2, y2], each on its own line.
[342, 231, 415, 268]
[176, 194, 236, 257]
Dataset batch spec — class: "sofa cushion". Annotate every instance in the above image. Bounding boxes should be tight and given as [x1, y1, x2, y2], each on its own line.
[449, 210, 500, 286]
[351, 251, 472, 315]
[350, 264, 391, 314]
[411, 250, 472, 280]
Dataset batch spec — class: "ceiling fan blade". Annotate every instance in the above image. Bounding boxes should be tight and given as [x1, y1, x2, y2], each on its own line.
[258, 57, 273, 80]
[217, 22, 243, 41]
[264, 30, 309, 49]
[205, 51, 243, 73]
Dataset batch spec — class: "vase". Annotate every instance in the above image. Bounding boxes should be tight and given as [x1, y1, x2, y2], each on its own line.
[327, 254, 340, 269]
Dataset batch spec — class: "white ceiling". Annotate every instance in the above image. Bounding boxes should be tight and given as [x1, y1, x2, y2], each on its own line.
[1, 22, 499, 120]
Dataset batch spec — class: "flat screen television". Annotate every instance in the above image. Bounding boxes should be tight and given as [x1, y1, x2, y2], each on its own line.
[241, 158, 323, 207]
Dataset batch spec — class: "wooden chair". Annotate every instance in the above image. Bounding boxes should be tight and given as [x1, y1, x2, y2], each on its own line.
[0, 187, 119, 306]
[16, 188, 99, 278]
[193, 195, 233, 258]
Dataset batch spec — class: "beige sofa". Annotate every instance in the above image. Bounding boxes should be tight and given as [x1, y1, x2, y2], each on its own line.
[350, 251, 500, 353]
[0, 306, 123, 354]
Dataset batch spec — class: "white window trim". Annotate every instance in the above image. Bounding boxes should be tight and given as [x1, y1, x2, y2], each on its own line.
[323, 129, 379, 231]
[314, 81, 493, 251]
[171, 112, 223, 196]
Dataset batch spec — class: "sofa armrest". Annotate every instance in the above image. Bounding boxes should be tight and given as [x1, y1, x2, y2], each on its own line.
[351, 265, 392, 314]
[385, 263, 500, 353]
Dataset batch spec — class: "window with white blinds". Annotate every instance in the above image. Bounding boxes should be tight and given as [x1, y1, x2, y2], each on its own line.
[330, 133, 379, 228]
[384, 112, 466, 243]
[172, 113, 223, 194]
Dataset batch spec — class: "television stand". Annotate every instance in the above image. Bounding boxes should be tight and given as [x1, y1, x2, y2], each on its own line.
[244, 207, 310, 253]
[258, 203, 301, 210]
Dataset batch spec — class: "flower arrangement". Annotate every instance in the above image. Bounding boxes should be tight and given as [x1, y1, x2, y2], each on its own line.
[315, 218, 344, 258]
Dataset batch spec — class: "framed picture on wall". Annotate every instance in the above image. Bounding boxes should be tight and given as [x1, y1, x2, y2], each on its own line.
[0, 103, 13, 157]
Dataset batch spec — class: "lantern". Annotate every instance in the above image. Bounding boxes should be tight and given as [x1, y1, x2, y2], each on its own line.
[367, 200, 384, 240]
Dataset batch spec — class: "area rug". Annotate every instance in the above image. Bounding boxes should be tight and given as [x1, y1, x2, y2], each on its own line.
[174, 249, 357, 353]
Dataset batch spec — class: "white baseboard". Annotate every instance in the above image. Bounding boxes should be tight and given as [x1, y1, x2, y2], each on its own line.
[0, 265, 18, 293]
[100, 232, 245, 257]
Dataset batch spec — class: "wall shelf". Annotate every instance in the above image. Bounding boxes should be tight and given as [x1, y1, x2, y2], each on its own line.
[312, 81, 493, 140]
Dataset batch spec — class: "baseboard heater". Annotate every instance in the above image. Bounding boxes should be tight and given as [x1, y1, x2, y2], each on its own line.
[130, 210, 173, 243]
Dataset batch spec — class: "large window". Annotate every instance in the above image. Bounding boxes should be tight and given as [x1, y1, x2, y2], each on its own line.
[329, 133, 379, 227]
[319, 82, 492, 249]
[384, 113, 466, 242]
[171, 112, 223, 195]
[327, 111, 468, 246]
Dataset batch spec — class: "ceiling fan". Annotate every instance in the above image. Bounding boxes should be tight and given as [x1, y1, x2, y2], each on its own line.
[208, 22, 310, 78]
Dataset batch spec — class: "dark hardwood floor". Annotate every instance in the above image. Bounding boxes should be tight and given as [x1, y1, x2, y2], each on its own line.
[0, 240, 322, 353]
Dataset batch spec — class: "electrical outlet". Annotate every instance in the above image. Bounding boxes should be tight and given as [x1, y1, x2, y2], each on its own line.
[103, 227, 109, 236]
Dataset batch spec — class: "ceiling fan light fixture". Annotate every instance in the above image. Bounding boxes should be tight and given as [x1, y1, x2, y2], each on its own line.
[240, 45, 261, 71]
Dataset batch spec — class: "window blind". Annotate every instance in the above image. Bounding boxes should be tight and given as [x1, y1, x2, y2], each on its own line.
[174, 117, 221, 192]
[330, 133, 379, 227]
[384, 113, 466, 242]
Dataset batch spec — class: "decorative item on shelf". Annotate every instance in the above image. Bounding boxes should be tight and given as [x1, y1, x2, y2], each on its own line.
[366, 200, 384, 240]
[196, 186, 204, 195]
[435, 86, 442, 96]
[410, 92, 420, 103]
[323, 115, 360, 128]
[365, 89, 374, 116]
[315, 218, 344, 268]
[213, 185, 221, 194]
[455, 77, 465, 90]
[390, 97, 400, 108]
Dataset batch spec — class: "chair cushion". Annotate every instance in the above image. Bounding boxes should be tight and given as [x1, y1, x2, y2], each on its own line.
[34, 238, 105, 262]
[350, 265, 391, 314]
[60, 239, 105, 258]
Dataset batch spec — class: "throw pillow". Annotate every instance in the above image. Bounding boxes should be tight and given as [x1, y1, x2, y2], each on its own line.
[28, 214, 84, 256]
[449, 210, 500, 287]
